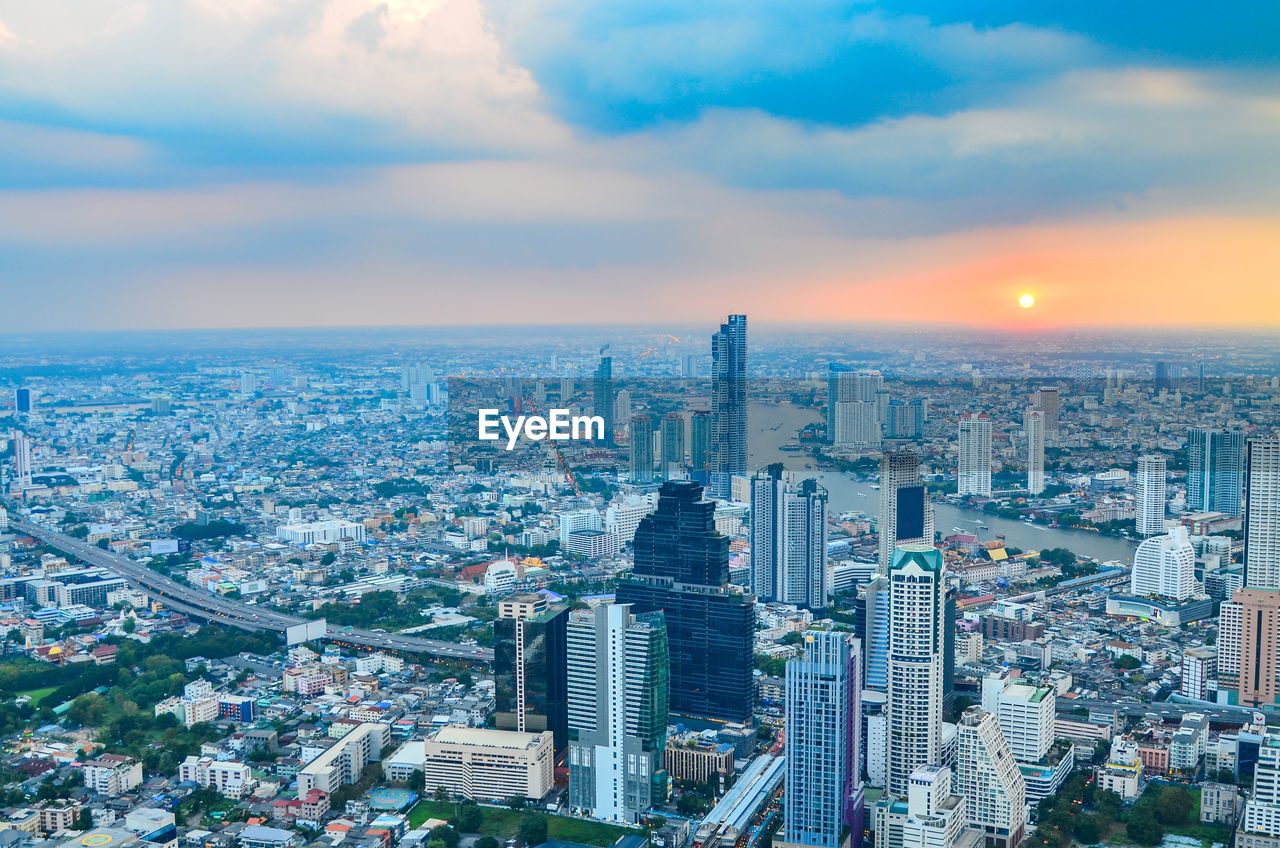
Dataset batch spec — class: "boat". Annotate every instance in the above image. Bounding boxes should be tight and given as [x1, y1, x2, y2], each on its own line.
[870, 484, 881, 490]
[857, 492, 867, 497]
[977, 524, 989, 530]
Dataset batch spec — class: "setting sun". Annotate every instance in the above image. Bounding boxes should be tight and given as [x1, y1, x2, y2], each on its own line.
[1018, 293, 1036, 309]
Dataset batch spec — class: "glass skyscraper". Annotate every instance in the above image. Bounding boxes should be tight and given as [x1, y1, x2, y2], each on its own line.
[615, 480, 756, 722]
[709, 314, 747, 499]
[1188, 427, 1244, 517]
[593, 354, 614, 445]
[493, 602, 568, 761]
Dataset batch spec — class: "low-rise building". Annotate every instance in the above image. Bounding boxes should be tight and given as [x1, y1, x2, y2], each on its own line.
[83, 754, 143, 797]
[421, 727, 554, 802]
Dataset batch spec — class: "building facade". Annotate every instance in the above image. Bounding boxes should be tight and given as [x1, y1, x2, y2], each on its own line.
[709, 315, 747, 499]
[750, 465, 829, 609]
[957, 415, 993, 498]
[494, 597, 568, 761]
[886, 546, 945, 797]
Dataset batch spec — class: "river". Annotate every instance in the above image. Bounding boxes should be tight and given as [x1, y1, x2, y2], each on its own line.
[746, 402, 1138, 564]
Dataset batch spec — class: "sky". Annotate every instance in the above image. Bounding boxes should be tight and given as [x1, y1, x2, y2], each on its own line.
[1, 0, 1279, 331]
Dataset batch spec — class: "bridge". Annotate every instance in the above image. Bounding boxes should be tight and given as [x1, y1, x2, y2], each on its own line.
[16, 520, 492, 664]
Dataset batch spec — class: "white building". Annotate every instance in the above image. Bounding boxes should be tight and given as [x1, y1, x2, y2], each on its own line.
[1245, 438, 1280, 590]
[957, 415, 993, 498]
[1243, 735, 1280, 839]
[11, 430, 33, 488]
[874, 765, 982, 848]
[878, 449, 935, 569]
[886, 546, 945, 797]
[83, 754, 143, 797]
[1136, 455, 1168, 537]
[982, 679, 1056, 765]
[604, 496, 657, 545]
[750, 466, 828, 609]
[484, 561, 518, 595]
[1131, 525, 1197, 600]
[833, 401, 881, 448]
[1181, 646, 1218, 700]
[276, 520, 367, 546]
[558, 509, 602, 547]
[422, 727, 554, 802]
[297, 723, 390, 795]
[178, 756, 255, 798]
[954, 708, 1026, 848]
[1024, 409, 1046, 495]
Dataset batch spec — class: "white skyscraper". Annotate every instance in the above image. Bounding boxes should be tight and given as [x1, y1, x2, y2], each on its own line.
[1131, 525, 1197, 601]
[997, 684, 1056, 764]
[878, 449, 935, 570]
[957, 414, 993, 497]
[751, 465, 828, 609]
[885, 545, 945, 797]
[11, 430, 32, 488]
[239, 371, 257, 397]
[955, 708, 1027, 848]
[1024, 408, 1046, 495]
[1245, 438, 1280, 590]
[1136, 454, 1168, 537]
[833, 401, 881, 448]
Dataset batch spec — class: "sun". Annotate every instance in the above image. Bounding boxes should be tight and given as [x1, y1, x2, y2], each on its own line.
[1018, 293, 1036, 309]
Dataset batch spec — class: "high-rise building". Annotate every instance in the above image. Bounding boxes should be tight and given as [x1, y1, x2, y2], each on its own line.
[1024, 408, 1046, 495]
[709, 315, 747, 499]
[878, 449, 934, 569]
[886, 399, 926, 440]
[615, 481, 755, 722]
[957, 414, 992, 497]
[1188, 428, 1245, 517]
[826, 365, 854, 441]
[983, 676, 1056, 764]
[11, 430, 33, 488]
[614, 389, 633, 427]
[885, 546, 945, 797]
[629, 414, 654, 484]
[1180, 646, 1217, 701]
[494, 596, 568, 761]
[954, 708, 1027, 848]
[1155, 361, 1182, 393]
[750, 465, 829, 609]
[1131, 525, 1197, 601]
[874, 765, 979, 848]
[14, 388, 32, 413]
[1136, 455, 1167, 537]
[566, 604, 669, 823]
[660, 413, 685, 481]
[1245, 438, 1280, 590]
[1035, 387, 1060, 434]
[1219, 589, 1280, 709]
[239, 371, 257, 397]
[777, 632, 862, 848]
[861, 576, 890, 694]
[593, 355, 614, 446]
[689, 411, 711, 474]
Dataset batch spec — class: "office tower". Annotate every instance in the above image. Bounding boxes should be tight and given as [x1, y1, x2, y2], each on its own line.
[709, 314, 747, 499]
[11, 430, 33, 488]
[566, 604, 669, 823]
[874, 388, 893, 426]
[629, 414, 654, 484]
[616, 481, 755, 722]
[955, 708, 1027, 848]
[983, 676, 1056, 764]
[1035, 386, 1060, 433]
[593, 354, 614, 445]
[1188, 427, 1245, 517]
[750, 465, 828, 609]
[833, 401, 881, 448]
[689, 411, 711, 474]
[494, 597, 568, 761]
[956, 414, 992, 497]
[151, 396, 172, 416]
[614, 389, 632, 427]
[1155, 360, 1182, 392]
[886, 399, 926, 440]
[1246, 438, 1280, 589]
[679, 353, 698, 378]
[559, 376, 574, 400]
[1024, 408, 1046, 495]
[885, 545, 945, 797]
[1180, 646, 1217, 700]
[878, 449, 934, 569]
[1241, 732, 1280, 841]
[827, 365, 854, 440]
[660, 413, 685, 481]
[1136, 454, 1168, 537]
[239, 371, 257, 397]
[778, 632, 862, 848]
[1130, 525, 1197, 601]
[14, 388, 31, 413]
[1219, 589, 1280, 708]
[861, 576, 890, 693]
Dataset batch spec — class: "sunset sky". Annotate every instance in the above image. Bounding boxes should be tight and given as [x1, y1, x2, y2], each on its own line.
[2, 1, 1278, 331]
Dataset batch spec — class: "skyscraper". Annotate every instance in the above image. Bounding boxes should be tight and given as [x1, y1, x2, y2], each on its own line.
[886, 545, 945, 797]
[1130, 525, 1197, 601]
[660, 413, 685, 481]
[954, 707, 1026, 848]
[566, 604, 669, 823]
[689, 411, 711, 475]
[11, 430, 32, 489]
[615, 481, 755, 722]
[1155, 361, 1182, 392]
[1024, 408, 1046, 495]
[239, 371, 257, 397]
[833, 401, 881, 448]
[593, 354, 614, 445]
[1035, 386, 1060, 434]
[826, 365, 853, 440]
[777, 631, 863, 848]
[709, 315, 747, 499]
[1188, 427, 1245, 517]
[1136, 454, 1168, 537]
[1219, 589, 1280, 709]
[750, 465, 829, 609]
[14, 388, 31, 414]
[878, 449, 934, 569]
[629, 414, 654, 484]
[494, 596, 568, 761]
[861, 576, 890, 694]
[1246, 438, 1280, 590]
[956, 414, 992, 497]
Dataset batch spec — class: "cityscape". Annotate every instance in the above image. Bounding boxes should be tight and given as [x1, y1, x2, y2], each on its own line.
[2, 5, 1279, 848]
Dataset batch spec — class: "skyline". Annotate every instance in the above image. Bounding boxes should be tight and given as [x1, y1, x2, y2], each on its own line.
[2, 1, 1279, 330]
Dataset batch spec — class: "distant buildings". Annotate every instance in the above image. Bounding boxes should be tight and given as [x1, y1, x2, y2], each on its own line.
[750, 465, 828, 609]
[709, 315, 747, 499]
[593, 354, 614, 446]
[629, 414, 654, 484]
[778, 631, 862, 848]
[878, 449, 934, 569]
[566, 604, 670, 823]
[957, 414, 992, 498]
[276, 519, 366, 546]
[1188, 427, 1244, 517]
[493, 594, 568, 761]
[297, 722, 389, 795]
[660, 413, 685, 481]
[1130, 526, 1197, 601]
[1181, 645, 1218, 700]
[1024, 408, 1046, 495]
[83, 754, 143, 797]
[15, 387, 33, 413]
[886, 545, 945, 797]
[11, 429, 33, 489]
[1136, 455, 1167, 537]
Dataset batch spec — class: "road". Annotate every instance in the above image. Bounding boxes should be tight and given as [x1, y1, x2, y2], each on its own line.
[1063, 696, 1258, 725]
[16, 520, 492, 664]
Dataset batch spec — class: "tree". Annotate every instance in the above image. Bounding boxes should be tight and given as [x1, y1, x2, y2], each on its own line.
[507, 795, 527, 810]
[1112, 654, 1141, 670]
[76, 808, 94, 831]
[1217, 768, 1237, 784]
[320, 552, 337, 566]
[430, 826, 459, 848]
[408, 769, 425, 791]
[456, 802, 483, 834]
[1093, 738, 1111, 764]
[518, 812, 548, 847]
[122, 617, 136, 633]
[433, 786, 451, 802]
[476, 839, 500, 848]
[1127, 810, 1164, 846]
[1155, 786, 1193, 825]
[1073, 814, 1103, 844]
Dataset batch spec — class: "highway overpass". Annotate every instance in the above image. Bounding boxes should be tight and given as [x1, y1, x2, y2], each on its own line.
[15, 520, 492, 664]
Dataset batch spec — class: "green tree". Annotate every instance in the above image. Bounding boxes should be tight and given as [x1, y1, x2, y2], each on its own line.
[430, 826, 459, 848]
[76, 808, 94, 830]
[518, 812, 548, 847]
[122, 617, 137, 633]
[320, 551, 337, 566]
[1112, 654, 1141, 670]
[433, 786, 450, 802]
[1155, 786, 1193, 825]
[1127, 810, 1164, 846]
[507, 795, 527, 810]
[475, 838, 500, 848]
[456, 802, 483, 833]
[1073, 814, 1103, 844]
[408, 769, 425, 791]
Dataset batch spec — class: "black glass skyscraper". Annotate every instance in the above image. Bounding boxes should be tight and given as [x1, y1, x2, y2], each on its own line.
[494, 604, 569, 760]
[615, 480, 755, 722]
[709, 315, 747, 499]
[593, 354, 614, 445]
